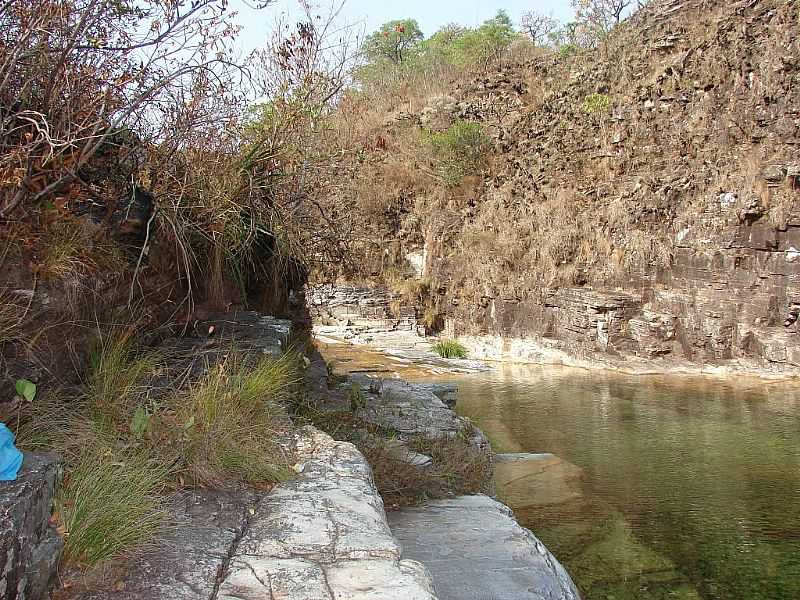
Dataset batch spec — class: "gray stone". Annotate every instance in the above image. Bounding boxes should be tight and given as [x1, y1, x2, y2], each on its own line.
[218, 427, 436, 600]
[413, 383, 459, 408]
[0, 452, 62, 600]
[349, 376, 488, 449]
[78, 489, 259, 600]
[388, 495, 580, 600]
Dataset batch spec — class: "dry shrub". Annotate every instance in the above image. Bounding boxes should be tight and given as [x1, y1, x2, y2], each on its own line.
[298, 405, 490, 508]
[0, 288, 27, 348]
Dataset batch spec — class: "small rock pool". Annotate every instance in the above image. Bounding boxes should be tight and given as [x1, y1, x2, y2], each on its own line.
[437, 364, 800, 600]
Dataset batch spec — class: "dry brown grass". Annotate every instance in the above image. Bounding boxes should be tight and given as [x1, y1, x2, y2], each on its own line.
[297, 406, 490, 507]
[0, 288, 27, 348]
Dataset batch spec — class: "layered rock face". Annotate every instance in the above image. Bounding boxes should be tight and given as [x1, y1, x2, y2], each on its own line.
[310, 285, 418, 333]
[418, 0, 800, 376]
[446, 220, 800, 375]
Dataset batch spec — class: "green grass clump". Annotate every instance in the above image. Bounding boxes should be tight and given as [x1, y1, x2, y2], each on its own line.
[432, 339, 468, 359]
[86, 333, 158, 430]
[57, 445, 169, 566]
[583, 92, 611, 115]
[176, 353, 298, 486]
[16, 334, 300, 568]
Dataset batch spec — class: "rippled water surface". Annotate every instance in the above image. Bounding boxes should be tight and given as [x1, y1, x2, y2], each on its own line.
[442, 365, 800, 600]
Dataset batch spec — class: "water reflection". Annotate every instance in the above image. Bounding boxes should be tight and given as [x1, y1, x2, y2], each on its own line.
[446, 364, 800, 600]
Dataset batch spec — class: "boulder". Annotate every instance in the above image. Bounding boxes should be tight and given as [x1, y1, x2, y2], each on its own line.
[388, 495, 580, 600]
[0, 453, 62, 600]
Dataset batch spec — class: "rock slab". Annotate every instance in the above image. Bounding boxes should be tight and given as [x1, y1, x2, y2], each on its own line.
[0, 453, 63, 600]
[388, 495, 580, 600]
[217, 427, 436, 600]
[78, 489, 258, 600]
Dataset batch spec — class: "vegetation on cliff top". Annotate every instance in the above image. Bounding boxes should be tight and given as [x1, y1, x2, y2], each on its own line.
[311, 0, 799, 336]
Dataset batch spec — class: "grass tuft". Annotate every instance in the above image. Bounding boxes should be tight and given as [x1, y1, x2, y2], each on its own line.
[175, 353, 298, 486]
[86, 333, 158, 431]
[432, 339, 468, 359]
[16, 335, 299, 568]
[57, 445, 169, 566]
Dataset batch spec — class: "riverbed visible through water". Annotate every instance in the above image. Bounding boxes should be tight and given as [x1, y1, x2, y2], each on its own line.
[317, 339, 800, 600]
[442, 364, 800, 600]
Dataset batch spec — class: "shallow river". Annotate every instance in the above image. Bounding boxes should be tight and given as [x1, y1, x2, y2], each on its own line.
[437, 364, 800, 600]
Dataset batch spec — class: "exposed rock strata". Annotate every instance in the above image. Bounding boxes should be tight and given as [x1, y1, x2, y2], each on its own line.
[79, 490, 260, 600]
[310, 285, 418, 334]
[446, 224, 800, 377]
[316, 363, 579, 599]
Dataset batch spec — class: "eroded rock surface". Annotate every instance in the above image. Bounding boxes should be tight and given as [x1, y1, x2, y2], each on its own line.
[0, 453, 62, 600]
[79, 490, 258, 600]
[348, 376, 486, 446]
[388, 495, 580, 600]
[218, 427, 436, 600]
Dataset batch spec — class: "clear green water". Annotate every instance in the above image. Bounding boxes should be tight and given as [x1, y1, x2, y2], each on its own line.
[446, 364, 800, 600]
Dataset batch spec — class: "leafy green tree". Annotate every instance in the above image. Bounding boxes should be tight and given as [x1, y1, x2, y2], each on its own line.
[362, 19, 424, 64]
[424, 11, 517, 70]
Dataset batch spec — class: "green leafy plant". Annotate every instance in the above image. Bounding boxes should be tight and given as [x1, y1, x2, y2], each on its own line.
[130, 406, 150, 440]
[362, 19, 424, 64]
[429, 121, 490, 187]
[432, 339, 468, 359]
[559, 43, 579, 58]
[15, 379, 36, 402]
[348, 382, 367, 412]
[583, 92, 611, 115]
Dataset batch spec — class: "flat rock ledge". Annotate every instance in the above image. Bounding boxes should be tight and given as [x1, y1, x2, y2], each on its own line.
[79, 426, 435, 600]
[337, 374, 578, 599]
[347, 375, 490, 451]
[217, 426, 435, 600]
[388, 495, 581, 600]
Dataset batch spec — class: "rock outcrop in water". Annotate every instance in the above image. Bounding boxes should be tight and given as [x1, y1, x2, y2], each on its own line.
[389, 495, 581, 600]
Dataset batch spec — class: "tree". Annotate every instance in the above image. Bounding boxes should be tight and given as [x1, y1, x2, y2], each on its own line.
[572, 0, 633, 38]
[521, 11, 559, 47]
[0, 0, 248, 218]
[362, 19, 424, 64]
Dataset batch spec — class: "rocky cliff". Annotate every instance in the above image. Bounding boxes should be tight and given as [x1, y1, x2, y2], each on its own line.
[340, 0, 800, 376]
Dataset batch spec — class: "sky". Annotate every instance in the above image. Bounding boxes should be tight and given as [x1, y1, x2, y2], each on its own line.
[229, 0, 575, 54]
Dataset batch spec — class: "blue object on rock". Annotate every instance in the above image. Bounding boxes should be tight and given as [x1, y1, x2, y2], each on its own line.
[0, 423, 23, 481]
